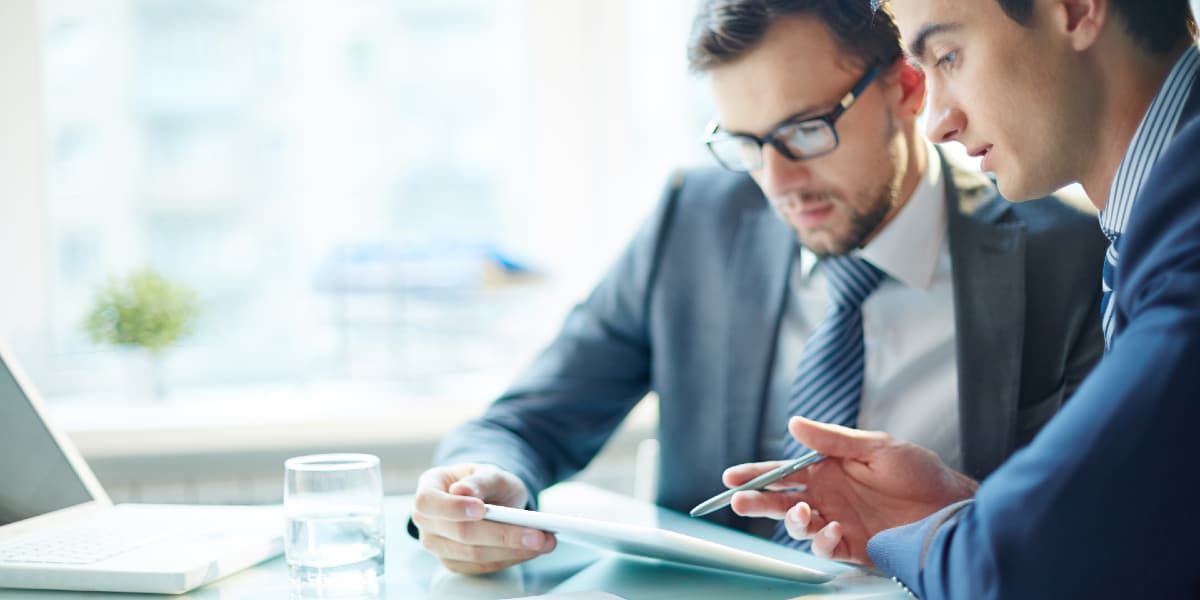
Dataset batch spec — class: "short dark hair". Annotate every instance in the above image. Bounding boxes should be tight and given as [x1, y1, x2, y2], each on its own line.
[995, 0, 1193, 56]
[687, 0, 904, 73]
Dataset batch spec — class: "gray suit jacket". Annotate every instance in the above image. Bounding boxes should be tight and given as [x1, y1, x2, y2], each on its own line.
[436, 153, 1107, 533]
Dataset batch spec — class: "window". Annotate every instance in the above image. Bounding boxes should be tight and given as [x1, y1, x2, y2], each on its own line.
[31, 0, 712, 410]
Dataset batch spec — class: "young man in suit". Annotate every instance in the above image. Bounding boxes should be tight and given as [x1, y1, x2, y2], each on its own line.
[408, 0, 1106, 575]
[726, 0, 1200, 597]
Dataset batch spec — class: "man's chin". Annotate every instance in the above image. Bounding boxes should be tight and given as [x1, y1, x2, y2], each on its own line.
[795, 231, 853, 257]
[994, 173, 1064, 204]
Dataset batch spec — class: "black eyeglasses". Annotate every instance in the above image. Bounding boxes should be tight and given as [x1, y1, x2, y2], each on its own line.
[704, 63, 884, 172]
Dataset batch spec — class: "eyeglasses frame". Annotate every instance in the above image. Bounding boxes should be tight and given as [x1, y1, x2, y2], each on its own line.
[704, 62, 885, 171]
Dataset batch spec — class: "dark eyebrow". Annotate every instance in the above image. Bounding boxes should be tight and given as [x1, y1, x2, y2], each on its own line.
[908, 22, 962, 62]
[776, 107, 827, 126]
[721, 106, 829, 138]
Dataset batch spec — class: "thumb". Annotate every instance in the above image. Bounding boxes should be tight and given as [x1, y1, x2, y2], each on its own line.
[448, 465, 527, 507]
[788, 417, 886, 461]
[447, 477, 485, 499]
[448, 469, 496, 499]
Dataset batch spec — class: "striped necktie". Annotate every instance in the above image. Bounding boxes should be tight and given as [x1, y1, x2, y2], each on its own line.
[1100, 240, 1119, 349]
[774, 255, 885, 548]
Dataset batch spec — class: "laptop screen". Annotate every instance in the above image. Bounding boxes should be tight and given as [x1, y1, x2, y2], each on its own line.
[0, 356, 94, 527]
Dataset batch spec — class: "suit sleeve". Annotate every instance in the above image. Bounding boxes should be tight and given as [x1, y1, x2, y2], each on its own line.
[432, 173, 683, 504]
[867, 123, 1200, 599]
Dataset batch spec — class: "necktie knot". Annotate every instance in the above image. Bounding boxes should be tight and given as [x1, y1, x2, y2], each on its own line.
[820, 255, 885, 308]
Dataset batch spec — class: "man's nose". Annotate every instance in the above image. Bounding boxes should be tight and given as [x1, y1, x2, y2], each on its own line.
[757, 144, 814, 197]
[925, 85, 966, 144]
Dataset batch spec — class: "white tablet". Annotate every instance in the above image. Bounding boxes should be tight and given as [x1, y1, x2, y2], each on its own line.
[483, 504, 832, 584]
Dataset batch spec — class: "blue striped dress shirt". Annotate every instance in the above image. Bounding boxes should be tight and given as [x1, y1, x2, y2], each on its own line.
[1099, 44, 1200, 347]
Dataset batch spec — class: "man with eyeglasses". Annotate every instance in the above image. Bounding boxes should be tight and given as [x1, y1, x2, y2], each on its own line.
[408, 0, 1105, 576]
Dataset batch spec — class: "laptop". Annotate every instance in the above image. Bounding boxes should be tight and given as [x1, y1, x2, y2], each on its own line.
[0, 346, 283, 594]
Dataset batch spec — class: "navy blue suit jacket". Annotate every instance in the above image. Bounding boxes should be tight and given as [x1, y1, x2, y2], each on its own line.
[869, 92, 1200, 598]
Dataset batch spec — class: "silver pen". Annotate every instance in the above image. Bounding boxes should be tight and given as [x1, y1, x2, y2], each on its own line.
[688, 450, 826, 517]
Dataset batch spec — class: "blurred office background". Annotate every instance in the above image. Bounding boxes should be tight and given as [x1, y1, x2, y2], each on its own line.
[1, 0, 712, 504]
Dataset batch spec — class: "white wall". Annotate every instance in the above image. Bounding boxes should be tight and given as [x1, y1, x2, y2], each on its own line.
[0, 0, 51, 360]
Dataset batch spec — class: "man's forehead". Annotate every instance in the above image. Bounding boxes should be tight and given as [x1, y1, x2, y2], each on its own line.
[707, 16, 866, 133]
[872, 0, 965, 14]
[872, 0, 972, 57]
[710, 69, 851, 134]
[877, 0, 975, 27]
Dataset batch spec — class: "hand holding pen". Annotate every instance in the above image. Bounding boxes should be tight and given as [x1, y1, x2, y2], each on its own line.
[689, 450, 825, 517]
[694, 417, 979, 565]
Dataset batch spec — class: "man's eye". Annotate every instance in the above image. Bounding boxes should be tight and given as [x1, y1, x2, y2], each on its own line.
[936, 50, 959, 69]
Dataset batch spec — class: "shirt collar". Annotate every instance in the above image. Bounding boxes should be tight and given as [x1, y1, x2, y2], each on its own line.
[1100, 44, 1200, 241]
[800, 139, 945, 290]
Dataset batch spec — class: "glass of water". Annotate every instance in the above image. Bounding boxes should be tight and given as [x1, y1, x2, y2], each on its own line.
[284, 453, 386, 596]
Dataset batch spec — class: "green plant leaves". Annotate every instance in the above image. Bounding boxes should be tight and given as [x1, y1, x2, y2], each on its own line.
[83, 268, 200, 354]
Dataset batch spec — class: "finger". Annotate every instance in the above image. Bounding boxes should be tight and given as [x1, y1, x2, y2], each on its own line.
[451, 465, 531, 510]
[810, 521, 843, 560]
[412, 485, 487, 522]
[447, 479, 484, 499]
[811, 520, 859, 561]
[783, 502, 829, 541]
[416, 465, 507, 503]
[788, 417, 889, 461]
[412, 510, 556, 552]
[721, 460, 788, 487]
[728, 489, 808, 519]
[723, 461, 811, 490]
[417, 464, 479, 493]
[420, 530, 555, 565]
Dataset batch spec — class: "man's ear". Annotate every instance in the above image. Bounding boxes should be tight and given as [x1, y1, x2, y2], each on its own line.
[888, 58, 926, 116]
[1053, 0, 1107, 51]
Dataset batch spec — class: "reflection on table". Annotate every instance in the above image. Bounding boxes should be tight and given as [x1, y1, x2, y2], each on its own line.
[0, 482, 913, 600]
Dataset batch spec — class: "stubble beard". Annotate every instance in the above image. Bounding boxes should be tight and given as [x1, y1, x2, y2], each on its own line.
[797, 116, 905, 257]
[803, 182, 896, 257]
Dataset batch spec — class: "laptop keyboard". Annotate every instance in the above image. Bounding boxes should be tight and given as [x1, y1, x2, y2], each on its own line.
[0, 508, 210, 565]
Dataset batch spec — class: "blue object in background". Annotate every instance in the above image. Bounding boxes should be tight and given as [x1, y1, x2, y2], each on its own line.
[313, 241, 537, 294]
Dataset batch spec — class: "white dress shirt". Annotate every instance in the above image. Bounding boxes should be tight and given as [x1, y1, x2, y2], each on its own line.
[759, 142, 962, 472]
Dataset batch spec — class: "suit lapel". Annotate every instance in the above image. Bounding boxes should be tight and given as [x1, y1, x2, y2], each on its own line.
[1112, 71, 1200, 337]
[944, 155, 1028, 479]
[721, 209, 795, 471]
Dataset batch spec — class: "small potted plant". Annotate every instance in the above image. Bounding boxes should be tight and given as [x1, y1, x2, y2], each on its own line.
[83, 268, 200, 401]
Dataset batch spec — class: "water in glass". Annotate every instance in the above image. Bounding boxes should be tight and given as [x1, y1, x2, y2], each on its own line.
[284, 454, 385, 595]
